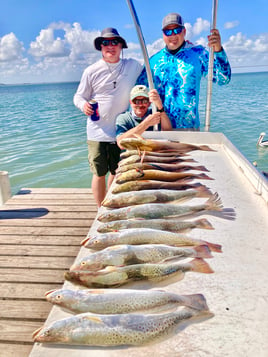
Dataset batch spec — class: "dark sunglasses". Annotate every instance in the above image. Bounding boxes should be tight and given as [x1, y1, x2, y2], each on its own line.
[163, 27, 184, 36]
[101, 39, 120, 46]
[132, 98, 149, 105]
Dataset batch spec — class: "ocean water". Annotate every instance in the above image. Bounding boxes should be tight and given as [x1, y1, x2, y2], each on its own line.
[0, 72, 267, 195]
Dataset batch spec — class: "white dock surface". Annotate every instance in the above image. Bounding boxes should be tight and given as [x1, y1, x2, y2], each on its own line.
[30, 132, 268, 357]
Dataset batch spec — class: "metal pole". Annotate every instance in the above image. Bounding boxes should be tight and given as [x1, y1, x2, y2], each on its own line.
[126, 0, 158, 130]
[204, 0, 218, 131]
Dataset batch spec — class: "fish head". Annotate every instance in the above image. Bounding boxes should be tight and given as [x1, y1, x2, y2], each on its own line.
[70, 257, 103, 272]
[32, 325, 67, 343]
[45, 288, 76, 308]
[80, 235, 104, 250]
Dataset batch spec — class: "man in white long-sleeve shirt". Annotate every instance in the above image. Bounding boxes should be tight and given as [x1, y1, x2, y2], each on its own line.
[74, 27, 142, 207]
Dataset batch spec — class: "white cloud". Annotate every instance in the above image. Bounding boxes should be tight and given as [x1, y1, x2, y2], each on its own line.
[29, 24, 70, 58]
[223, 32, 268, 72]
[1, 18, 268, 83]
[64, 22, 100, 62]
[0, 33, 24, 62]
[185, 18, 210, 40]
[224, 21, 239, 30]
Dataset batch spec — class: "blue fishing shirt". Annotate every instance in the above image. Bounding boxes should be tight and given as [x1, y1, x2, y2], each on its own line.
[137, 41, 231, 129]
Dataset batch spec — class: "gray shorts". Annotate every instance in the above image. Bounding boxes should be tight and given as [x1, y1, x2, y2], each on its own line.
[87, 141, 121, 177]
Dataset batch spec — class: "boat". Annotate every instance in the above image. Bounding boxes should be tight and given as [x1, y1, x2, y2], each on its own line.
[257, 132, 268, 147]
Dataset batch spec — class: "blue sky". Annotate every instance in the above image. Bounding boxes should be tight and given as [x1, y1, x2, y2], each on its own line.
[1, 0, 267, 84]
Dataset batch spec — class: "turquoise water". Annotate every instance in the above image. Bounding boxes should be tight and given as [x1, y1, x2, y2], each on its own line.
[0, 73, 267, 195]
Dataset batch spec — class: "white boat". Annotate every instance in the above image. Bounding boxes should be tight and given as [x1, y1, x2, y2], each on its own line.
[30, 131, 268, 357]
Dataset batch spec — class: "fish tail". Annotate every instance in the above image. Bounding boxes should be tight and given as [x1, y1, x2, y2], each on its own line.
[194, 165, 210, 172]
[199, 145, 216, 152]
[195, 185, 213, 198]
[196, 173, 214, 180]
[206, 192, 223, 211]
[193, 245, 213, 258]
[189, 258, 214, 274]
[204, 241, 222, 253]
[179, 293, 210, 311]
[195, 218, 214, 230]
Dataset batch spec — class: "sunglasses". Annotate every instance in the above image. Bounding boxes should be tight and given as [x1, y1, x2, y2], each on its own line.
[101, 39, 120, 46]
[163, 27, 184, 36]
[132, 98, 149, 105]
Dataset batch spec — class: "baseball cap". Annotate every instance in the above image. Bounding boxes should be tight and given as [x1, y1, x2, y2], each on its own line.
[162, 13, 184, 29]
[130, 85, 149, 101]
[94, 27, 128, 51]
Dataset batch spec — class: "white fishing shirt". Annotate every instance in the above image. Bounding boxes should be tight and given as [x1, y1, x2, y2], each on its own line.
[73, 58, 142, 141]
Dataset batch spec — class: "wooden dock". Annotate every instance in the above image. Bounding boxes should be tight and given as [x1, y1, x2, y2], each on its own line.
[0, 188, 97, 357]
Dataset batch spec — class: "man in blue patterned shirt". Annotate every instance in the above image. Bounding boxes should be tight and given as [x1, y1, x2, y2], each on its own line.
[137, 13, 231, 129]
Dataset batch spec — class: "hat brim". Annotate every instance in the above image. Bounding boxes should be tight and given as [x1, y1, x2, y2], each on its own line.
[94, 37, 128, 51]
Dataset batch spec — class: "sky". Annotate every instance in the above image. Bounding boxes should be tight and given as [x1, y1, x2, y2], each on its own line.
[0, 0, 268, 84]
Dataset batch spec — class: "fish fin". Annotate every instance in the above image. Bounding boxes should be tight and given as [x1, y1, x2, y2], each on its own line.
[180, 293, 209, 311]
[140, 150, 146, 164]
[85, 316, 103, 323]
[189, 258, 214, 274]
[195, 185, 213, 198]
[196, 173, 214, 180]
[89, 289, 106, 294]
[205, 192, 223, 211]
[194, 165, 210, 172]
[203, 241, 222, 253]
[195, 218, 214, 230]
[199, 145, 216, 152]
[193, 245, 213, 258]
[104, 266, 118, 272]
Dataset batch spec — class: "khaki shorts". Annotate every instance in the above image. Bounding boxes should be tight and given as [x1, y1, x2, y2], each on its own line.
[87, 141, 121, 177]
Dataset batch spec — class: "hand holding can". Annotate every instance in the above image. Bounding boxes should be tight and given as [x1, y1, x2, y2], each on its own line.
[88, 100, 99, 121]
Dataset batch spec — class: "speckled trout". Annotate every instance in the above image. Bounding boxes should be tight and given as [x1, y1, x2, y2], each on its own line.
[98, 193, 222, 222]
[102, 187, 212, 208]
[112, 180, 202, 194]
[119, 137, 215, 153]
[115, 169, 213, 184]
[33, 307, 214, 346]
[64, 258, 214, 288]
[97, 218, 215, 235]
[70, 244, 212, 272]
[120, 149, 196, 159]
[116, 162, 208, 174]
[119, 154, 194, 167]
[83, 227, 221, 252]
[45, 288, 210, 314]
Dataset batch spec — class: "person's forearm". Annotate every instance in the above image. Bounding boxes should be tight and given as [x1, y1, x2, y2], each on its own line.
[160, 112, 172, 130]
[117, 121, 149, 148]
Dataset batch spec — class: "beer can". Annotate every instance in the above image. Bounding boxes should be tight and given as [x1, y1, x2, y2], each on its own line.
[89, 100, 99, 121]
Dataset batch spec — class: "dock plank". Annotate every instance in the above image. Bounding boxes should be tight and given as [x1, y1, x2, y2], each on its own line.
[0, 245, 79, 257]
[0, 319, 42, 343]
[0, 344, 33, 357]
[0, 283, 62, 299]
[0, 256, 75, 268]
[0, 218, 94, 227]
[1, 300, 52, 320]
[0, 235, 84, 245]
[0, 187, 97, 357]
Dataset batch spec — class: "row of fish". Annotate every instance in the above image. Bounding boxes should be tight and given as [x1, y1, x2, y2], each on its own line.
[33, 137, 229, 347]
